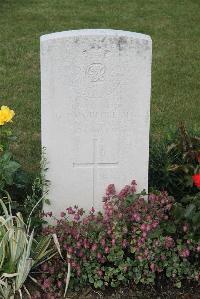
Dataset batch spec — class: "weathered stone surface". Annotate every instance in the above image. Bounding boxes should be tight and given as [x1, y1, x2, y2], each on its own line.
[41, 29, 152, 216]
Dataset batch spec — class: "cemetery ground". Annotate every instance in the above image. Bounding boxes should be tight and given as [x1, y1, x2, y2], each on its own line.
[0, 1, 200, 299]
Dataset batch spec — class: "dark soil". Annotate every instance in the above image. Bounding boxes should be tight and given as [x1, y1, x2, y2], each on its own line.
[21, 281, 200, 299]
[68, 284, 200, 299]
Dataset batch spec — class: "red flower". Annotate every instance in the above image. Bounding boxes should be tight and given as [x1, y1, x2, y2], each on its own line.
[192, 174, 200, 188]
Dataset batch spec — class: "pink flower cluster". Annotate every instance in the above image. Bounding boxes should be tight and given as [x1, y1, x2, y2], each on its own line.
[179, 248, 190, 258]
[164, 236, 175, 249]
[38, 180, 199, 297]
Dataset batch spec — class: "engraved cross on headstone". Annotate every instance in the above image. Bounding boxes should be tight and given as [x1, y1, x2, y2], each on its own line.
[73, 139, 118, 206]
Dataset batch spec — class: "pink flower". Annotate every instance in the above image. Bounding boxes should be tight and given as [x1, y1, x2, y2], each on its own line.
[150, 263, 155, 272]
[146, 224, 151, 232]
[179, 248, 190, 258]
[76, 241, 82, 248]
[107, 229, 112, 235]
[97, 270, 103, 277]
[104, 246, 110, 254]
[71, 261, 76, 268]
[183, 224, 189, 233]
[84, 239, 89, 249]
[66, 207, 74, 214]
[164, 236, 175, 249]
[63, 243, 68, 250]
[118, 185, 131, 199]
[49, 267, 55, 274]
[146, 215, 152, 221]
[137, 255, 143, 261]
[152, 221, 159, 229]
[132, 213, 141, 222]
[122, 239, 128, 248]
[142, 231, 147, 238]
[43, 278, 51, 289]
[97, 252, 102, 259]
[91, 243, 97, 251]
[83, 218, 89, 225]
[140, 224, 146, 231]
[100, 239, 106, 246]
[68, 247, 73, 254]
[106, 184, 116, 196]
[131, 180, 137, 185]
[57, 281, 62, 288]
[74, 214, 80, 221]
[111, 238, 116, 246]
[166, 203, 172, 210]
[41, 263, 48, 271]
[60, 212, 65, 217]
[137, 240, 143, 247]
[90, 207, 95, 213]
[130, 180, 137, 192]
[100, 257, 106, 263]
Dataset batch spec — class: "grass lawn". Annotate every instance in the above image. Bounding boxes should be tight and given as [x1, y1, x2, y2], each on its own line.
[0, 0, 200, 172]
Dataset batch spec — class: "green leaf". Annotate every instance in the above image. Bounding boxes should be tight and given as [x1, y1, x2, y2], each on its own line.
[185, 204, 196, 218]
[89, 277, 94, 283]
[149, 227, 163, 238]
[192, 212, 200, 224]
[117, 274, 125, 281]
[175, 281, 182, 288]
[164, 223, 176, 234]
[94, 280, 103, 288]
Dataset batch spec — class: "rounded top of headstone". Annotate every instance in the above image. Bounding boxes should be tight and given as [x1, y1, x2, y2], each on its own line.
[40, 29, 151, 42]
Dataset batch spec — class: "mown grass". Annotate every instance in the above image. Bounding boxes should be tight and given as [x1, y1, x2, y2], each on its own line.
[0, 0, 200, 172]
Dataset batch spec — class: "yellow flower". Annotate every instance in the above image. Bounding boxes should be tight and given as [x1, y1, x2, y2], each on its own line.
[0, 106, 15, 126]
[0, 114, 4, 125]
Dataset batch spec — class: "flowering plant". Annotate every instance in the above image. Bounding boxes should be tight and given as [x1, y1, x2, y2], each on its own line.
[37, 181, 200, 298]
[167, 124, 200, 196]
[192, 174, 200, 188]
[172, 191, 200, 242]
[0, 106, 15, 152]
[0, 105, 15, 125]
[0, 105, 21, 195]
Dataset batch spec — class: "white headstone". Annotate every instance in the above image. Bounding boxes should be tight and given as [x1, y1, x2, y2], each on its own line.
[41, 29, 152, 216]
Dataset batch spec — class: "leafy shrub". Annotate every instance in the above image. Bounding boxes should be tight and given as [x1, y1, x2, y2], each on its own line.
[0, 106, 59, 297]
[38, 181, 200, 298]
[149, 125, 200, 200]
[0, 151, 21, 192]
[0, 106, 21, 196]
[0, 105, 33, 209]
[0, 106, 48, 230]
[149, 134, 179, 195]
[172, 192, 200, 241]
